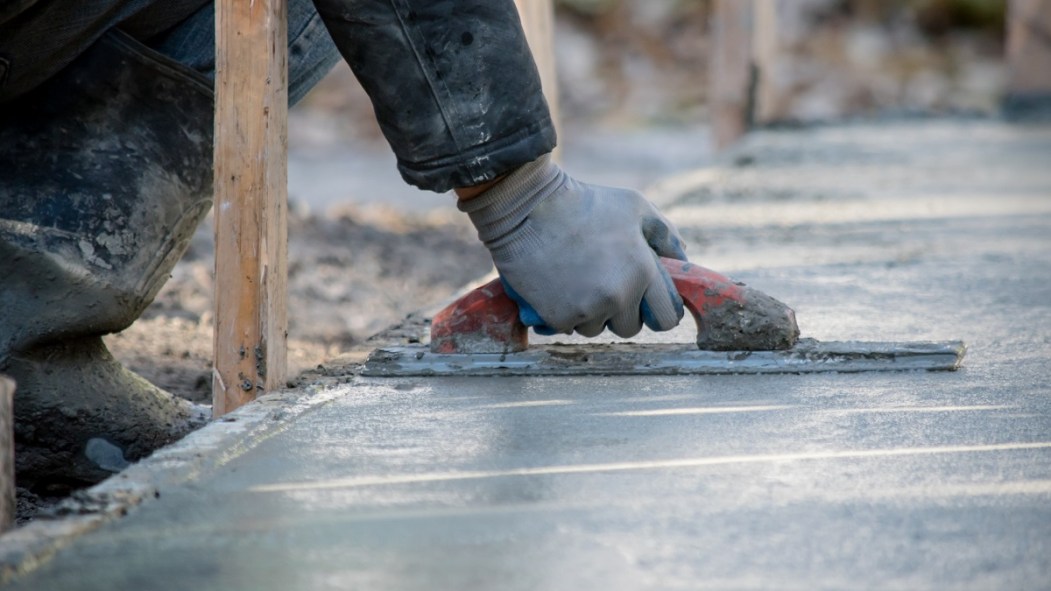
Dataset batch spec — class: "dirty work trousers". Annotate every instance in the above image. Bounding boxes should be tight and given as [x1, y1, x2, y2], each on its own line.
[0, 0, 555, 192]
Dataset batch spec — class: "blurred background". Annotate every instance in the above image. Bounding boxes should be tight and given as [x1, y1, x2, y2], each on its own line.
[296, 0, 1007, 134]
[284, 0, 1014, 211]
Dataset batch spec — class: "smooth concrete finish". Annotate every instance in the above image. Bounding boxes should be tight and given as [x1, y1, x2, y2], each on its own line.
[7, 374, 1051, 590]
[6, 119, 1051, 590]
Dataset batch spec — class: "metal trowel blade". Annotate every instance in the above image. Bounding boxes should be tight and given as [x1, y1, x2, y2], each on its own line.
[361, 338, 966, 377]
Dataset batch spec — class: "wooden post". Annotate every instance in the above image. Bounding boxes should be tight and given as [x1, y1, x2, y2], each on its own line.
[213, 0, 289, 417]
[710, 0, 814, 143]
[752, 1, 814, 125]
[1, 376, 14, 533]
[1006, 0, 1051, 103]
[710, 0, 756, 149]
[752, 0, 784, 125]
[514, 0, 562, 160]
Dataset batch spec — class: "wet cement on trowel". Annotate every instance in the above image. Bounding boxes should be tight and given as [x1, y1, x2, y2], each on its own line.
[689, 279, 801, 352]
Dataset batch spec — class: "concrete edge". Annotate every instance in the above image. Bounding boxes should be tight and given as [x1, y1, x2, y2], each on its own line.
[0, 259, 504, 584]
[0, 384, 347, 585]
[0, 261, 503, 585]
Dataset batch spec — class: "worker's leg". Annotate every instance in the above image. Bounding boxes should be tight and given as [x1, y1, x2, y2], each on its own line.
[0, 0, 338, 491]
[311, 0, 557, 192]
[0, 32, 214, 489]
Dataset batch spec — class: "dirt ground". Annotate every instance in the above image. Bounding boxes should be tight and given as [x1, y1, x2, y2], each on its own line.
[105, 203, 492, 405]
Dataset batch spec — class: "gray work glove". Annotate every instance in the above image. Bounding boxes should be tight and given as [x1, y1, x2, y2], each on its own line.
[458, 154, 687, 338]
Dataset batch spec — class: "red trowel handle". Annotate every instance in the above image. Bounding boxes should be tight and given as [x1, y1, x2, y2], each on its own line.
[430, 257, 799, 354]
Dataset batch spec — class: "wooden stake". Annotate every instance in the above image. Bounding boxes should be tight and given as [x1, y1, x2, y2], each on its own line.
[212, 0, 289, 417]
[514, 0, 562, 161]
[752, 0, 784, 125]
[0, 376, 14, 533]
[710, 0, 756, 149]
[1007, 0, 1051, 99]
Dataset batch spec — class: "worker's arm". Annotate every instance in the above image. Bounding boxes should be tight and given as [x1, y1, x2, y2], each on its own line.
[312, 0, 686, 337]
[457, 154, 687, 338]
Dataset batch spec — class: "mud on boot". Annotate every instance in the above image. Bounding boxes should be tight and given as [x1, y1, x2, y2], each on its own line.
[3, 337, 208, 490]
[0, 31, 214, 494]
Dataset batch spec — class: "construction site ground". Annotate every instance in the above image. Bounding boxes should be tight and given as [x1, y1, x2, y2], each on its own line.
[2, 116, 1050, 590]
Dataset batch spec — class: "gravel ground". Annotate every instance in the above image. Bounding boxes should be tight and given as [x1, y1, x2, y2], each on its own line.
[104, 202, 492, 405]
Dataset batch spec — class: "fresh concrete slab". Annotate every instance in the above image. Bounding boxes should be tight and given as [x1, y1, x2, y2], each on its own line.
[4, 367, 1050, 591]
[3, 118, 1050, 590]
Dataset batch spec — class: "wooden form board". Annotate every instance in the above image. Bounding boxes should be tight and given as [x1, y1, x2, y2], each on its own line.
[212, 0, 289, 417]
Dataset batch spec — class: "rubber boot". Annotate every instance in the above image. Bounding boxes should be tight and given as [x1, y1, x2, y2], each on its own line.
[0, 31, 214, 492]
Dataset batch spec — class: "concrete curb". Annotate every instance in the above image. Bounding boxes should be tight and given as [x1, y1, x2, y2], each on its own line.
[0, 384, 346, 585]
[0, 269, 495, 585]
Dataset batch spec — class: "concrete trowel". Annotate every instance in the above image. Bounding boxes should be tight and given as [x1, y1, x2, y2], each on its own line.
[362, 258, 965, 376]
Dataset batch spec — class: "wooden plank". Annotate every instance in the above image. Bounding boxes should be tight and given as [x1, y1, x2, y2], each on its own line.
[710, 0, 755, 149]
[1007, 0, 1051, 97]
[0, 376, 13, 533]
[212, 0, 289, 416]
[514, 0, 562, 160]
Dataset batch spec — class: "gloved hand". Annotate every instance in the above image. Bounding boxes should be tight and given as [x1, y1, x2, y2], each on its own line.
[458, 154, 687, 338]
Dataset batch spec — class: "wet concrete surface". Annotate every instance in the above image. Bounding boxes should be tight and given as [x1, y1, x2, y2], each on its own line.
[6, 119, 1051, 590]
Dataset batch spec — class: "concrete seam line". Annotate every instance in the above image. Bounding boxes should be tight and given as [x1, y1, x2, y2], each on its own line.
[250, 441, 1051, 493]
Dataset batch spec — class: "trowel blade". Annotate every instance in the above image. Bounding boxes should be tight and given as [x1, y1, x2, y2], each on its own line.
[361, 338, 966, 377]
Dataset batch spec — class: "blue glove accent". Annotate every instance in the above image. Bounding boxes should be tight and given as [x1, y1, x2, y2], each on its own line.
[642, 216, 688, 261]
[641, 253, 685, 332]
[500, 276, 559, 336]
[640, 299, 658, 332]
